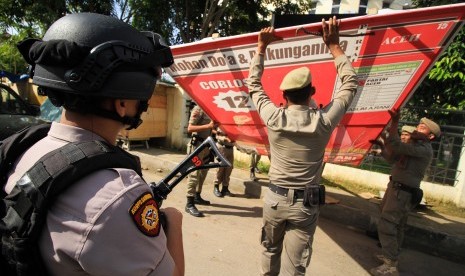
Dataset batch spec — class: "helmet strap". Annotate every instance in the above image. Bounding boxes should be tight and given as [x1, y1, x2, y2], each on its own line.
[44, 88, 148, 130]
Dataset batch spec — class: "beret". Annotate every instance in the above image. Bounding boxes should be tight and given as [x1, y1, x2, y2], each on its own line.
[280, 67, 312, 91]
[420, 117, 441, 137]
[401, 125, 416, 134]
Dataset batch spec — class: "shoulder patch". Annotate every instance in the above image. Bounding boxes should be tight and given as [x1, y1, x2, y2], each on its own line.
[129, 192, 161, 237]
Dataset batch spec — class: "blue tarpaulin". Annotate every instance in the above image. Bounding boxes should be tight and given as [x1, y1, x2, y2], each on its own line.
[0, 70, 29, 83]
[40, 98, 62, 122]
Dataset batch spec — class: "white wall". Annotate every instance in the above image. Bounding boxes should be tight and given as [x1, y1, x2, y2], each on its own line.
[454, 142, 465, 207]
[165, 85, 191, 151]
[322, 163, 464, 207]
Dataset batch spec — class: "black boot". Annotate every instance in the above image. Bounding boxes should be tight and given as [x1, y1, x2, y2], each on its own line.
[194, 192, 211, 205]
[221, 186, 232, 197]
[185, 197, 203, 217]
[213, 185, 223, 197]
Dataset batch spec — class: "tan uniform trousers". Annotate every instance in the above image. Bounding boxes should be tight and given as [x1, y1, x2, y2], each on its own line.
[261, 189, 319, 276]
[249, 152, 261, 170]
[378, 181, 414, 261]
[213, 144, 234, 187]
[186, 144, 210, 197]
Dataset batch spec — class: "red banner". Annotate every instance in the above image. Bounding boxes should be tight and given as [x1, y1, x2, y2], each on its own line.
[166, 4, 465, 165]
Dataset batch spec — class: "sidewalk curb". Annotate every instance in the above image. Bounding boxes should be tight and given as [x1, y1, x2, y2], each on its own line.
[133, 147, 465, 264]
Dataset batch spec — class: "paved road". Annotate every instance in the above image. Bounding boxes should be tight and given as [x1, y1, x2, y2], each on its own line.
[144, 169, 465, 276]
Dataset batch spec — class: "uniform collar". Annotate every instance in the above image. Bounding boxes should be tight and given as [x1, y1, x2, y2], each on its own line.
[48, 122, 106, 143]
[287, 104, 310, 111]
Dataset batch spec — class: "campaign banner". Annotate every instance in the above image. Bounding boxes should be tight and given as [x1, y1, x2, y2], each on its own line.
[166, 4, 465, 165]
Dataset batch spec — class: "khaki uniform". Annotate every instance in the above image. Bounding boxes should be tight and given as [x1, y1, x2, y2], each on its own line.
[248, 53, 358, 275]
[214, 128, 235, 188]
[378, 134, 433, 261]
[5, 122, 174, 275]
[186, 105, 212, 197]
[249, 152, 261, 171]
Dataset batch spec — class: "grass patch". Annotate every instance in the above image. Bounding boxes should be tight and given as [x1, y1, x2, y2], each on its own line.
[322, 177, 382, 196]
[234, 159, 270, 174]
[233, 159, 249, 170]
[422, 197, 465, 219]
[257, 162, 270, 174]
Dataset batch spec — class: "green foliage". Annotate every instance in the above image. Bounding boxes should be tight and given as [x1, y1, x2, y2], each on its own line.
[257, 160, 269, 174]
[426, 29, 465, 109]
[0, 0, 116, 35]
[233, 158, 269, 174]
[408, 0, 465, 117]
[0, 31, 30, 74]
[131, 0, 215, 44]
[412, 0, 465, 7]
[0, 0, 67, 35]
[409, 27, 465, 116]
[4, 0, 462, 114]
[128, 0, 315, 45]
[129, 0, 179, 44]
[0, 0, 117, 74]
[67, 0, 114, 15]
[129, 0, 273, 45]
[219, 0, 269, 37]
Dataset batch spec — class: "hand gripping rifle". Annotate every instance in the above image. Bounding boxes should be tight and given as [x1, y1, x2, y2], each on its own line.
[150, 136, 231, 206]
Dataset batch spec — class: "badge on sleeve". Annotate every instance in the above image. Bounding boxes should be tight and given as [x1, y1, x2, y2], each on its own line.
[129, 192, 161, 237]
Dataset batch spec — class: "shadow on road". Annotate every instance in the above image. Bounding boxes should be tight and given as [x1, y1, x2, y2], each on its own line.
[201, 202, 262, 218]
[317, 189, 465, 275]
[317, 217, 380, 272]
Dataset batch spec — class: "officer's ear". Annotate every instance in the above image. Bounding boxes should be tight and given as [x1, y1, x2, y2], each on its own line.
[115, 99, 127, 117]
[282, 91, 289, 103]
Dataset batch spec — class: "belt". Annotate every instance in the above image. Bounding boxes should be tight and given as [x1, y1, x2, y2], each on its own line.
[218, 141, 234, 149]
[392, 181, 417, 194]
[269, 183, 305, 199]
[191, 135, 205, 144]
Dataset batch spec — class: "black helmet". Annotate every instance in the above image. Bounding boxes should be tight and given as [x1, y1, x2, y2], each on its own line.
[17, 12, 173, 101]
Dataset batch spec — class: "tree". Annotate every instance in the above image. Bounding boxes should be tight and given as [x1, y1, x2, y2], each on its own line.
[407, 0, 465, 185]
[129, 0, 312, 45]
[0, 0, 313, 72]
[130, 0, 253, 44]
[0, 0, 116, 74]
[0, 31, 29, 74]
[220, 0, 268, 36]
[409, 0, 465, 113]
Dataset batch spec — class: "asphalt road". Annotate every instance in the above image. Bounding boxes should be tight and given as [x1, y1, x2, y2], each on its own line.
[144, 169, 465, 276]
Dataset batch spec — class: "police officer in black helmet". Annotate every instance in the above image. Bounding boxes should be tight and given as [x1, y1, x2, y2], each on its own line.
[6, 13, 185, 275]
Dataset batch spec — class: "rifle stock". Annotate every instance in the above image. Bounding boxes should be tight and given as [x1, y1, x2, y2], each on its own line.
[150, 136, 231, 206]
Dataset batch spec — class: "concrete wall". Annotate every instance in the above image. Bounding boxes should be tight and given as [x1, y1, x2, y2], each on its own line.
[165, 84, 191, 151]
[322, 163, 463, 207]
[455, 150, 465, 208]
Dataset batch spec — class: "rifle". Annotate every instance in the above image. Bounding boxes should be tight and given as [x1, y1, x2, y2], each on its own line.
[150, 136, 231, 206]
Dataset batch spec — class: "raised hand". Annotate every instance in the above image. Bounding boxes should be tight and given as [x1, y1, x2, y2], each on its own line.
[257, 27, 283, 54]
[322, 16, 340, 47]
[388, 109, 400, 123]
[322, 16, 343, 58]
